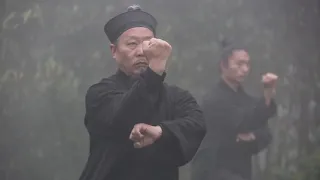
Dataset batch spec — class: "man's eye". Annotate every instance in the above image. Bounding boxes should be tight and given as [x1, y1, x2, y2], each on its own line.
[128, 42, 137, 46]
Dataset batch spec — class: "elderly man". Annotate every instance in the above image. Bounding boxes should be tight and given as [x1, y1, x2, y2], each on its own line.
[78, 5, 206, 180]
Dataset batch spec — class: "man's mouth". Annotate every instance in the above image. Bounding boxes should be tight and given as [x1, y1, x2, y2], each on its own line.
[135, 62, 148, 67]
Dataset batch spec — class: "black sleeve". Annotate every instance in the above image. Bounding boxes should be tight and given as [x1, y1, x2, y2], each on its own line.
[155, 88, 207, 166]
[236, 124, 272, 155]
[212, 97, 277, 133]
[84, 68, 166, 139]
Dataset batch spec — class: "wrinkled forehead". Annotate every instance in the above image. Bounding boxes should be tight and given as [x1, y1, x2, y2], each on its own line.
[120, 27, 154, 41]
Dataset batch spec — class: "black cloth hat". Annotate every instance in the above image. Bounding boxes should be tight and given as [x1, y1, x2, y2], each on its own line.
[104, 5, 158, 43]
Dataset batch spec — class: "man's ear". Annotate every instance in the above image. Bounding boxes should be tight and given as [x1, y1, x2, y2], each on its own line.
[110, 44, 116, 59]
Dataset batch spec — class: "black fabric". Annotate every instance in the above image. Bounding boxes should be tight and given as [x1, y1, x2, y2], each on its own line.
[216, 169, 248, 180]
[78, 67, 206, 180]
[191, 79, 277, 180]
[104, 8, 157, 43]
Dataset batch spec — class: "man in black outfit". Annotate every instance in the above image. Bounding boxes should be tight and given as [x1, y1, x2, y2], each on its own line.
[191, 41, 278, 180]
[78, 5, 206, 180]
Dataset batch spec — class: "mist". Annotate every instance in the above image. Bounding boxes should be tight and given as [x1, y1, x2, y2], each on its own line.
[0, 0, 320, 179]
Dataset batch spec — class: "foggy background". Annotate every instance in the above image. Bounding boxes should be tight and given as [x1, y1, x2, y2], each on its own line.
[0, 0, 320, 179]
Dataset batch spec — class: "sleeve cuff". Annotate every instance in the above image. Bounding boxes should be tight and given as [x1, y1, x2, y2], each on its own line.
[252, 128, 272, 149]
[252, 129, 264, 141]
[158, 123, 172, 141]
[140, 67, 166, 91]
[156, 123, 178, 147]
[257, 98, 277, 119]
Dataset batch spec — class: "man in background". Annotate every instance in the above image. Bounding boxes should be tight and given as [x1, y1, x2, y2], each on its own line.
[192, 40, 278, 180]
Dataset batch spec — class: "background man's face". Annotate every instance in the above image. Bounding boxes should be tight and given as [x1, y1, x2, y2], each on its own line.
[222, 49, 251, 83]
[110, 27, 154, 76]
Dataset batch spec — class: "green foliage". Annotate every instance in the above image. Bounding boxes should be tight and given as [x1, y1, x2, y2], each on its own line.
[291, 149, 320, 180]
[266, 148, 320, 180]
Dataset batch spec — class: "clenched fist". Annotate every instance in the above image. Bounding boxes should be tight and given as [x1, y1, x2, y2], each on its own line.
[236, 133, 256, 142]
[262, 73, 278, 88]
[129, 123, 163, 148]
[142, 38, 172, 75]
[261, 73, 278, 105]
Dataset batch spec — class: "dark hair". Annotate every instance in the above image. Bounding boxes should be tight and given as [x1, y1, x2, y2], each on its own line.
[219, 38, 246, 67]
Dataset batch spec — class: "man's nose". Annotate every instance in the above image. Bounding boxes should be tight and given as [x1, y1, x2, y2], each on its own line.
[136, 43, 144, 56]
[242, 65, 249, 73]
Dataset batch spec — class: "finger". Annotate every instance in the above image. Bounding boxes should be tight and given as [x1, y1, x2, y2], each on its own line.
[236, 134, 244, 142]
[267, 73, 278, 78]
[250, 134, 256, 140]
[163, 41, 171, 49]
[238, 135, 251, 141]
[265, 75, 273, 81]
[140, 125, 148, 134]
[263, 78, 273, 85]
[129, 126, 143, 140]
[129, 132, 133, 140]
[237, 137, 249, 142]
[130, 133, 142, 142]
[270, 75, 278, 82]
[262, 75, 268, 82]
[134, 142, 142, 148]
[142, 41, 150, 51]
[129, 128, 135, 139]
[150, 38, 157, 42]
[263, 73, 276, 78]
[265, 75, 275, 82]
[134, 137, 148, 148]
[130, 130, 143, 141]
[155, 39, 169, 48]
[133, 127, 144, 137]
[129, 133, 139, 141]
[149, 38, 158, 46]
[265, 73, 278, 81]
[239, 138, 250, 141]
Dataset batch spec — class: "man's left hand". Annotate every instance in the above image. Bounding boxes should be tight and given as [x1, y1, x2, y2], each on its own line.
[236, 133, 256, 142]
[129, 123, 162, 148]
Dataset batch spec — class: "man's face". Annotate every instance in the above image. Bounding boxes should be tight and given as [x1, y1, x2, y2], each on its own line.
[110, 27, 154, 76]
[221, 49, 250, 83]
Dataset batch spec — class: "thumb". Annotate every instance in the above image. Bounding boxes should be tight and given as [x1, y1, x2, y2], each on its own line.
[142, 40, 150, 52]
[139, 125, 148, 134]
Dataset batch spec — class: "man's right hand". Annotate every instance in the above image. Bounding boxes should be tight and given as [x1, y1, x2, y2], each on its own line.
[261, 73, 278, 105]
[129, 123, 162, 148]
[142, 38, 172, 75]
[236, 133, 256, 142]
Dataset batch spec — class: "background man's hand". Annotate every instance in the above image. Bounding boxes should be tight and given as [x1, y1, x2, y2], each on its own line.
[262, 73, 278, 105]
[236, 133, 256, 142]
[129, 123, 162, 148]
[142, 38, 172, 75]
